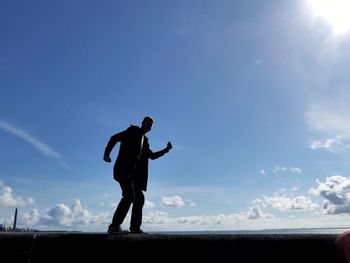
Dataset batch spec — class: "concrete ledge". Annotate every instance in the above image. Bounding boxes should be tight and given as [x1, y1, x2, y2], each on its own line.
[0, 232, 344, 263]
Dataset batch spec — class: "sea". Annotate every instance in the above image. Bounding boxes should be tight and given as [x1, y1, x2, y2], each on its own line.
[151, 227, 350, 235]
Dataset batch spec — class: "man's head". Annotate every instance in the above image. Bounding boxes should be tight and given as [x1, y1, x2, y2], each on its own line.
[141, 116, 154, 133]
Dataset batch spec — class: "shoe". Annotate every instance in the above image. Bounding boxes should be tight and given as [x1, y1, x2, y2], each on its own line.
[108, 225, 128, 235]
[129, 228, 148, 234]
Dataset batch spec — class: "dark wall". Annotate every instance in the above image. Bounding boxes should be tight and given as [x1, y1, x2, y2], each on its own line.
[0, 233, 345, 263]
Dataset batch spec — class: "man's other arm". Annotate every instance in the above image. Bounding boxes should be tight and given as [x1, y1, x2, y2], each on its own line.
[103, 130, 128, 162]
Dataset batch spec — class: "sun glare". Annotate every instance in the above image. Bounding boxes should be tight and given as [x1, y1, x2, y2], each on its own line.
[307, 0, 350, 36]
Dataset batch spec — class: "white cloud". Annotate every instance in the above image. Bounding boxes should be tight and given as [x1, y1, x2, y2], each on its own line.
[185, 199, 196, 207]
[142, 206, 274, 229]
[0, 217, 13, 226]
[144, 200, 155, 209]
[159, 195, 196, 208]
[23, 209, 40, 225]
[0, 119, 62, 159]
[256, 194, 319, 211]
[143, 212, 171, 225]
[0, 181, 35, 208]
[290, 167, 302, 174]
[272, 166, 288, 173]
[40, 199, 110, 227]
[309, 175, 350, 214]
[245, 205, 271, 220]
[176, 213, 241, 225]
[160, 195, 185, 208]
[260, 169, 266, 175]
[272, 166, 302, 174]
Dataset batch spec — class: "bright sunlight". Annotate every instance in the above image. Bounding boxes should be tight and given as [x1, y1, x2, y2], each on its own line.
[307, 0, 350, 36]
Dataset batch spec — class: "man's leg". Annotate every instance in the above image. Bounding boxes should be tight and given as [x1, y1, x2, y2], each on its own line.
[111, 178, 135, 226]
[129, 189, 145, 231]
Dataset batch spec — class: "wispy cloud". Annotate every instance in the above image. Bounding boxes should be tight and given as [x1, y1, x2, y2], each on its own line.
[305, 98, 350, 153]
[272, 166, 302, 174]
[310, 136, 350, 153]
[0, 119, 62, 160]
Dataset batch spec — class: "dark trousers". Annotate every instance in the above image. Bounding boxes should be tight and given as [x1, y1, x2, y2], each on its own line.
[111, 177, 145, 230]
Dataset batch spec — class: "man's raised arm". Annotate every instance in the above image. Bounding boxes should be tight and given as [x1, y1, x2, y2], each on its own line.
[148, 142, 172, 160]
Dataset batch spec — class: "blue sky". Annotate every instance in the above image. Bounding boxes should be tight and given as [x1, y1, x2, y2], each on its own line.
[2, 0, 350, 232]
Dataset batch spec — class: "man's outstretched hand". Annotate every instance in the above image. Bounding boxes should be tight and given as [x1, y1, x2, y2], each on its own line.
[103, 155, 112, 163]
[166, 142, 172, 152]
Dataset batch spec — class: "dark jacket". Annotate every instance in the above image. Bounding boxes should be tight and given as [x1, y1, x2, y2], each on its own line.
[104, 125, 168, 191]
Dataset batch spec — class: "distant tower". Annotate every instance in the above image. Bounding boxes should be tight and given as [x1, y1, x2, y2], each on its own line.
[13, 208, 18, 230]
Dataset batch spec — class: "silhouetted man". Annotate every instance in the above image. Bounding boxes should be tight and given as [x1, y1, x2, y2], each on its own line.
[103, 116, 172, 234]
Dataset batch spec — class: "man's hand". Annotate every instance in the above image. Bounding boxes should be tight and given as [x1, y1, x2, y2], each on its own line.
[165, 142, 172, 151]
[103, 155, 112, 163]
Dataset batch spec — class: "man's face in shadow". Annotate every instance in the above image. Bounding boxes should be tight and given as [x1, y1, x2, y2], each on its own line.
[141, 119, 153, 134]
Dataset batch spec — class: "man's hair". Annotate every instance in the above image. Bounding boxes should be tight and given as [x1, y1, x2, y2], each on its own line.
[143, 116, 154, 123]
